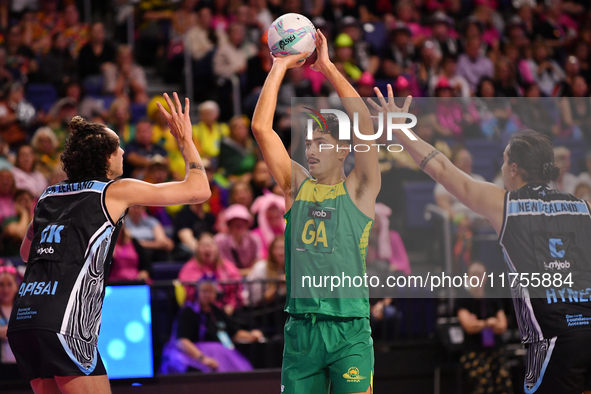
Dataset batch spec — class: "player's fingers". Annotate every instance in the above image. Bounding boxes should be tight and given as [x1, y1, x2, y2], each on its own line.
[173, 92, 183, 115]
[374, 87, 388, 108]
[387, 83, 394, 100]
[366, 98, 382, 112]
[163, 93, 176, 116]
[403, 95, 413, 112]
[156, 102, 171, 120]
[184, 98, 190, 118]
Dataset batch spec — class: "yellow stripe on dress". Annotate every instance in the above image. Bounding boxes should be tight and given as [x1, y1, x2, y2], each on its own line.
[295, 179, 347, 203]
[359, 220, 373, 270]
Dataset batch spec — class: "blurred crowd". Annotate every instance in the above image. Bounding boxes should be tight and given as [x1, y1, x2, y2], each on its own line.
[1, 0, 591, 377]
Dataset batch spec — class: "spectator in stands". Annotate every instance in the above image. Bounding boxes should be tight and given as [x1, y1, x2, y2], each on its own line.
[0, 48, 13, 88]
[573, 39, 591, 85]
[30, 126, 59, 179]
[474, 77, 519, 139]
[103, 44, 148, 104]
[250, 160, 278, 199]
[171, 0, 199, 37]
[394, 0, 425, 42]
[37, 32, 76, 88]
[77, 22, 116, 82]
[108, 97, 133, 143]
[473, 0, 502, 50]
[554, 55, 580, 97]
[0, 137, 12, 171]
[577, 151, 591, 189]
[215, 204, 259, 275]
[185, 4, 216, 53]
[47, 97, 77, 149]
[432, 78, 481, 140]
[194, 101, 230, 159]
[0, 82, 30, 148]
[160, 279, 259, 374]
[244, 34, 274, 112]
[381, 22, 414, 78]
[0, 265, 19, 379]
[178, 233, 243, 312]
[109, 229, 151, 282]
[549, 146, 579, 194]
[435, 147, 487, 266]
[366, 203, 411, 276]
[0, 170, 16, 226]
[429, 54, 470, 97]
[514, 83, 560, 138]
[415, 39, 442, 94]
[219, 115, 257, 179]
[213, 22, 256, 79]
[4, 24, 37, 83]
[429, 11, 459, 58]
[340, 16, 380, 76]
[1, 189, 33, 257]
[186, 3, 220, 100]
[10, 144, 47, 198]
[250, 193, 285, 260]
[175, 202, 217, 257]
[333, 33, 362, 82]
[558, 76, 591, 141]
[32, 0, 63, 54]
[276, 66, 315, 118]
[527, 39, 565, 97]
[574, 182, 591, 203]
[245, 235, 286, 306]
[125, 205, 174, 263]
[60, 4, 89, 59]
[501, 41, 534, 87]
[494, 56, 522, 97]
[212, 0, 232, 30]
[123, 119, 169, 178]
[456, 262, 512, 394]
[457, 35, 494, 94]
[535, 0, 574, 61]
[229, 180, 253, 209]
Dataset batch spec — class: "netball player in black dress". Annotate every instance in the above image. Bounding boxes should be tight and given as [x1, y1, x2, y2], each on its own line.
[370, 86, 591, 394]
[8, 93, 210, 394]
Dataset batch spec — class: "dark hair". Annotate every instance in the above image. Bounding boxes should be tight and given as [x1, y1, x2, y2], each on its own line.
[475, 76, 496, 97]
[506, 130, 560, 183]
[314, 113, 351, 145]
[60, 116, 119, 182]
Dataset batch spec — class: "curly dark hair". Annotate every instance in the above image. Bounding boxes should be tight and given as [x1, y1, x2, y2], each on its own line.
[60, 116, 119, 182]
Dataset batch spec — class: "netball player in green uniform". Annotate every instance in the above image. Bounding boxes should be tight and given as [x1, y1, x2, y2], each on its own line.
[252, 31, 389, 394]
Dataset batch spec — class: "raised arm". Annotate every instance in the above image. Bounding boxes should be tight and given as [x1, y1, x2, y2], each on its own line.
[251, 51, 309, 209]
[368, 85, 506, 233]
[311, 31, 380, 208]
[106, 93, 211, 219]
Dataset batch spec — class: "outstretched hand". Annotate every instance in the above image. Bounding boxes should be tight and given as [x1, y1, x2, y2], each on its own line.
[366, 84, 412, 125]
[156, 92, 192, 142]
[310, 29, 331, 73]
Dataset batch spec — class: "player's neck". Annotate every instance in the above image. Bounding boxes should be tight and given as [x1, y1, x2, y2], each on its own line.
[315, 170, 346, 186]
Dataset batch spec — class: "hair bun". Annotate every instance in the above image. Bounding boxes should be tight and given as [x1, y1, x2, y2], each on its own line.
[69, 116, 87, 134]
[542, 162, 560, 181]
